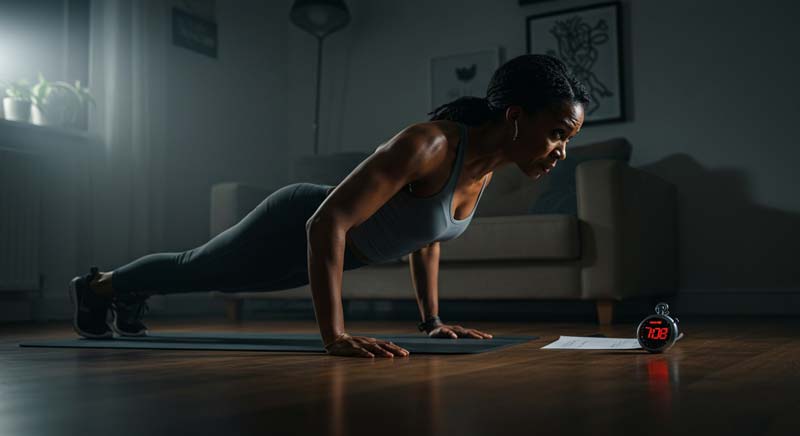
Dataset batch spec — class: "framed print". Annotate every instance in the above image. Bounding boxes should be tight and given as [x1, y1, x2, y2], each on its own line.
[430, 48, 502, 112]
[526, 1, 624, 124]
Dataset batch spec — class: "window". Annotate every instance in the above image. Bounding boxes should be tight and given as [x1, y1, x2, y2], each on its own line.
[0, 0, 90, 129]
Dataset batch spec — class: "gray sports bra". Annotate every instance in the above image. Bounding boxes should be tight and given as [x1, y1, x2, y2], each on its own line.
[347, 122, 488, 264]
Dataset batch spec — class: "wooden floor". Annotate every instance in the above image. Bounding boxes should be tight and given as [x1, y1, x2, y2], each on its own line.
[1, 318, 798, 436]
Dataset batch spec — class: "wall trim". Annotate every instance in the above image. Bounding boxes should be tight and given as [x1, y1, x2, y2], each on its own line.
[17, 288, 800, 323]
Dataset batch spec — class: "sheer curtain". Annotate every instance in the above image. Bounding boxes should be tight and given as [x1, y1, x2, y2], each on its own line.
[86, 0, 167, 269]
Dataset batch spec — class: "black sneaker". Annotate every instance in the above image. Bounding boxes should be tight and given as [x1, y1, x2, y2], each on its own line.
[68, 266, 113, 339]
[110, 293, 150, 337]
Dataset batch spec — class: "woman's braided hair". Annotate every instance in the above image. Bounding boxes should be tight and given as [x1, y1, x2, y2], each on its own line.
[428, 54, 591, 126]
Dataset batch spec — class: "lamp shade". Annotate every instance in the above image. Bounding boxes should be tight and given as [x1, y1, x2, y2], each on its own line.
[289, 0, 351, 38]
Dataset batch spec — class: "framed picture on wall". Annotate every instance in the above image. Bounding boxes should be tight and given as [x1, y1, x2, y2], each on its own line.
[429, 48, 502, 113]
[526, 1, 624, 125]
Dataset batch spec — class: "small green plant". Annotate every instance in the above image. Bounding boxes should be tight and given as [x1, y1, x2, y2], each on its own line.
[1, 79, 33, 102]
[65, 80, 96, 128]
[32, 73, 76, 112]
[30, 73, 95, 127]
[71, 80, 96, 113]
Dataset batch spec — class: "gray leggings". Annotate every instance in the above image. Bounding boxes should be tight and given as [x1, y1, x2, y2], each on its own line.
[110, 183, 369, 296]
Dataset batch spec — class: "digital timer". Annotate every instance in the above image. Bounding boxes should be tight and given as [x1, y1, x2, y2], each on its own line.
[636, 302, 682, 353]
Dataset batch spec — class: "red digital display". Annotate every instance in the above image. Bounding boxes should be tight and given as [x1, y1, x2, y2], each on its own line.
[643, 326, 670, 340]
[638, 311, 678, 352]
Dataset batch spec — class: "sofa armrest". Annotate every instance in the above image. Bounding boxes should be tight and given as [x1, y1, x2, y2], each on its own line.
[210, 182, 276, 238]
[576, 160, 678, 300]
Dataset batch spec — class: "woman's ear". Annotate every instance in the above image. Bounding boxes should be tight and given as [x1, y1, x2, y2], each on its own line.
[504, 105, 523, 123]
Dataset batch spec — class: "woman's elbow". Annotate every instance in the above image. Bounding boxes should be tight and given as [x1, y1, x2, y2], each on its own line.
[306, 213, 338, 233]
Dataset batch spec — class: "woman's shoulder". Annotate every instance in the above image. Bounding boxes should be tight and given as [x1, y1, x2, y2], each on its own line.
[364, 121, 461, 183]
[400, 120, 461, 158]
[423, 120, 461, 145]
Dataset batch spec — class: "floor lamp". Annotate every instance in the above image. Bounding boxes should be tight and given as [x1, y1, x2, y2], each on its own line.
[289, 0, 351, 156]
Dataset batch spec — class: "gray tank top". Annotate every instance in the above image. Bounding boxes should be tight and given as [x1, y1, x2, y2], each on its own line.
[347, 122, 488, 264]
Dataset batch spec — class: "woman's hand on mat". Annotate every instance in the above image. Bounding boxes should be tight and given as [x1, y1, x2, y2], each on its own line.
[428, 324, 493, 339]
[324, 332, 410, 358]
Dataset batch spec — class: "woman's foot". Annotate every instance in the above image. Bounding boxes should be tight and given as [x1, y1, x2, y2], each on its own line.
[110, 295, 150, 337]
[68, 266, 113, 339]
[91, 271, 150, 337]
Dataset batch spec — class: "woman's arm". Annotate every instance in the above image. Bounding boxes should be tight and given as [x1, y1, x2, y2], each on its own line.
[306, 221, 348, 347]
[409, 241, 494, 340]
[304, 123, 439, 355]
[409, 241, 443, 328]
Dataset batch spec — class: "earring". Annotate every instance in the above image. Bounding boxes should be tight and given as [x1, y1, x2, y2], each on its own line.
[513, 119, 519, 141]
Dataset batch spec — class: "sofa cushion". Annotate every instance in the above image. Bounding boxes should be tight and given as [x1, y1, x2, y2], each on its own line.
[400, 214, 580, 262]
[529, 137, 632, 215]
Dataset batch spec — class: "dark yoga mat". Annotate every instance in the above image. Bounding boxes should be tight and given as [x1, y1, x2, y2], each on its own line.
[19, 331, 538, 354]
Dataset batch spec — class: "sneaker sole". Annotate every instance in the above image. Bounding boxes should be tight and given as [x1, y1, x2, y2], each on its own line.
[110, 310, 149, 337]
[69, 276, 113, 340]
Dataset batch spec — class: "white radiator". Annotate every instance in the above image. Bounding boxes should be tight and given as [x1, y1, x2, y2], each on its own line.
[0, 148, 42, 291]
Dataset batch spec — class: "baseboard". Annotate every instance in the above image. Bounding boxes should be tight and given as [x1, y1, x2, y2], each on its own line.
[11, 288, 800, 323]
[243, 289, 800, 321]
[671, 288, 800, 316]
[0, 296, 34, 322]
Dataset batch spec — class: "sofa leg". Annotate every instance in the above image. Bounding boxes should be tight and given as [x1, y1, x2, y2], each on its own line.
[596, 300, 614, 325]
[225, 299, 243, 321]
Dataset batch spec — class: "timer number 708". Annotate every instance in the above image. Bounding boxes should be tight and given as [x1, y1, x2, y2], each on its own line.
[644, 326, 669, 340]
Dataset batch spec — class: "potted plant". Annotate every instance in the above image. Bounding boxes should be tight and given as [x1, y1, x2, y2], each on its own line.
[1, 79, 33, 122]
[30, 74, 95, 129]
[68, 80, 96, 130]
[31, 73, 83, 127]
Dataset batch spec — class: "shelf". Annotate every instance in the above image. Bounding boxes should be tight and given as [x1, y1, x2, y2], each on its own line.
[0, 118, 99, 156]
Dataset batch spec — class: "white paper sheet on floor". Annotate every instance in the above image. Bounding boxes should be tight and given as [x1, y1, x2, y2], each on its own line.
[541, 336, 641, 350]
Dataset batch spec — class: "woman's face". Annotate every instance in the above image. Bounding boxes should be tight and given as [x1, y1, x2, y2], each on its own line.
[511, 101, 584, 180]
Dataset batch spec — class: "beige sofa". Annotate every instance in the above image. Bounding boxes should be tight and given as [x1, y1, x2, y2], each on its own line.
[208, 138, 678, 325]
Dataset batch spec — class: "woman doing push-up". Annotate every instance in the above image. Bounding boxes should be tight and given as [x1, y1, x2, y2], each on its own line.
[69, 54, 588, 358]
